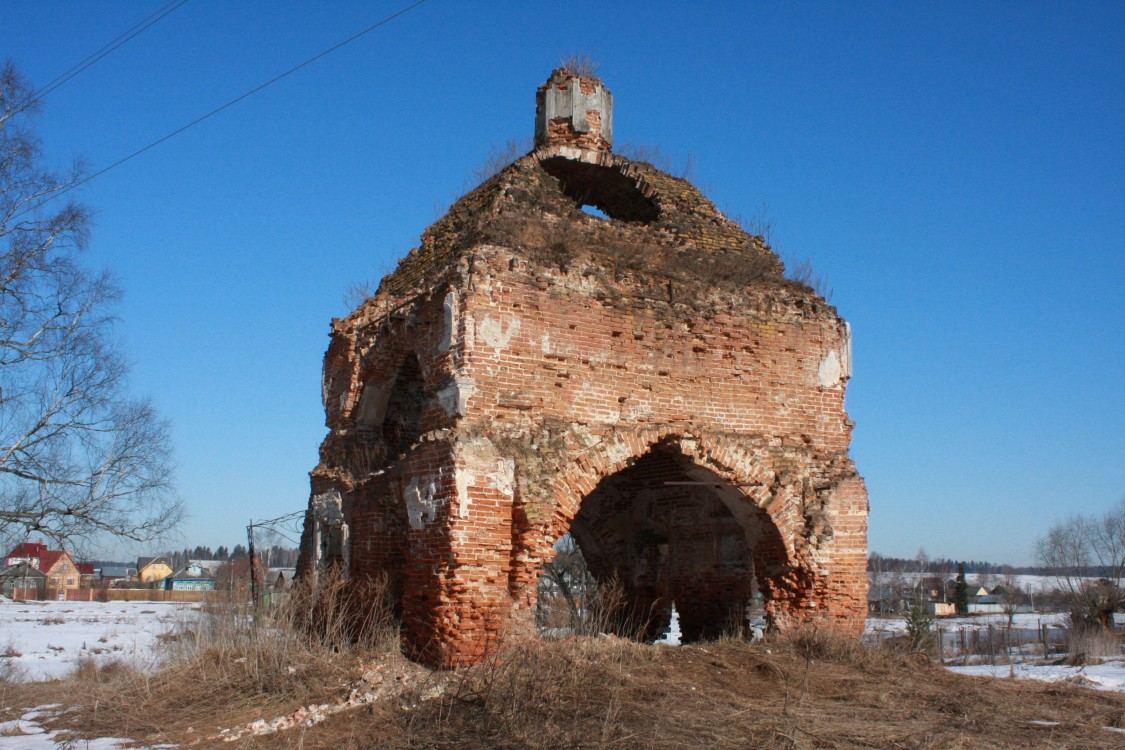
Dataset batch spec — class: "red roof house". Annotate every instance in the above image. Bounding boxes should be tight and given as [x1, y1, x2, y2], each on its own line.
[3, 541, 81, 589]
[5, 541, 49, 569]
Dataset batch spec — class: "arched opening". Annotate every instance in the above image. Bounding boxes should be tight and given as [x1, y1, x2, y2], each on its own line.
[558, 442, 786, 642]
[353, 353, 427, 467]
[381, 355, 425, 458]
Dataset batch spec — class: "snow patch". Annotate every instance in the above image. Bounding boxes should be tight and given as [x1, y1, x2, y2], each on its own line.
[0, 600, 199, 681]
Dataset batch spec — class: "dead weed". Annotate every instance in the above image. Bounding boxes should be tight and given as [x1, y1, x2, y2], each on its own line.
[9, 622, 1125, 749]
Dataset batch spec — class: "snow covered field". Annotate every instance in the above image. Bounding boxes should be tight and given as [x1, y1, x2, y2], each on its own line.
[866, 612, 1125, 693]
[947, 661, 1125, 692]
[3, 598, 1123, 699]
[864, 611, 1072, 635]
[0, 598, 199, 681]
[870, 572, 1094, 594]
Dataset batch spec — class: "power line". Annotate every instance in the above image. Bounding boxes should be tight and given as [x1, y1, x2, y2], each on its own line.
[28, 0, 191, 108]
[23, 0, 428, 215]
[254, 510, 306, 528]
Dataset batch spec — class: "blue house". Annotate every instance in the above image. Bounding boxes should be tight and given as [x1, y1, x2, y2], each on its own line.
[165, 561, 217, 591]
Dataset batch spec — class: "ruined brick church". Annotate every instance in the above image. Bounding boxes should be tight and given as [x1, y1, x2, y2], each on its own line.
[298, 68, 868, 666]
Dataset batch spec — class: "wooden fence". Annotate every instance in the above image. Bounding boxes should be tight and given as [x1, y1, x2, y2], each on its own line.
[7, 587, 226, 603]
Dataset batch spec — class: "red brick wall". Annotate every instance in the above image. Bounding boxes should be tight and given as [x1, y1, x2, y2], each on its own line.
[302, 240, 867, 665]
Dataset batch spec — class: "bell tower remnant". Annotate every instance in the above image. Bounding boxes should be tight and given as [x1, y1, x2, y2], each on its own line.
[298, 67, 869, 667]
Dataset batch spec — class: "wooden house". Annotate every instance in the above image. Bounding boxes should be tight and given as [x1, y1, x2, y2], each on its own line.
[0, 562, 47, 596]
[136, 557, 173, 584]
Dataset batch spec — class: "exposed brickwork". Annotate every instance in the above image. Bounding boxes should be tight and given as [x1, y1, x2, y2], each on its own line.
[534, 67, 612, 152]
[298, 69, 868, 667]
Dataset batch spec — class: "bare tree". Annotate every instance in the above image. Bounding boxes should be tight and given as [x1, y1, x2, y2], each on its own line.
[933, 557, 953, 603]
[538, 533, 595, 632]
[998, 573, 1025, 629]
[914, 546, 930, 603]
[0, 62, 180, 549]
[1036, 497, 1125, 633]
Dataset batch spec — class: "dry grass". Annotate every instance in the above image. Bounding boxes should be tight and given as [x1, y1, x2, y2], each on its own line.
[558, 53, 600, 79]
[491, 216, 778, 297]
[232, 628, 1125, 750]
[0, 653, 26, 684]
[1067, 626, 1123, 665]
[470, 138, 532, 185]
[785, 257, 833, 303]
[6, 613, 1125, 749]
[9, 569, 405, 746]
[613, 142, 696, 180]
[538, 573, 656, 640]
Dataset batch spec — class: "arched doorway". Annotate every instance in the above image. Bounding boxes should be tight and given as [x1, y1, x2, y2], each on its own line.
[560, 440, 787, 642]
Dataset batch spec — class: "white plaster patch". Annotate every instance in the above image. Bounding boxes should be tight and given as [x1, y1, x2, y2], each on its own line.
[491, 457, 516, 497]
[455, 468, 473, 519]
[312, 489, 349, 568]
[405, 475, 441, 529]
[603, 436, 632, 468]
[455, 438, 517, 520]
[571, 424, 600, 449]
[437, 376, 475, 416]
[478, 315, 520, 351]
[439, 290, 458, 353]
[312, 489, 344, 523]
[817, 350, 843, 388]
[355, 381, 391, 427]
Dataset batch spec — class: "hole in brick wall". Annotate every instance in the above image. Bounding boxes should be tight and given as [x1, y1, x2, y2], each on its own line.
[540, 156, 659, 223]
[563, 443, 785, 642]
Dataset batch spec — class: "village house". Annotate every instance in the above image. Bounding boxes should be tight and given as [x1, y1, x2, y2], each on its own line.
[41, 551, 79, 590]
[3, 541, 81, 590]
[0, 562, 47, 596]
[266, 567, 296, 592]
[4, 540, 49, 568]
[99, 566, 133, 587]
[76, 563, 97, 588]
[135, 556, 173, 585]
[187, 559, 223, 577]
[164, 561, 216, 591]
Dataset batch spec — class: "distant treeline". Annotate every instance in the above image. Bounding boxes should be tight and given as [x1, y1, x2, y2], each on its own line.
[160, 545, 300, 571]
[868, 552, 1068, 576]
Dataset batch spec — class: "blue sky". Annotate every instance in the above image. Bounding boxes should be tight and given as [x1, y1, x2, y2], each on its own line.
[3, 1, 1122, 564]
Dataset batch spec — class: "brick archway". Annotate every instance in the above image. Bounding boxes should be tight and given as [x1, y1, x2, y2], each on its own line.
[514, 429, 815, 641]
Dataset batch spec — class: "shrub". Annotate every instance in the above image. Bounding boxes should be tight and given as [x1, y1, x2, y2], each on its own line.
[1066, 621, 1123, 665]
[905, 603, 936, 656]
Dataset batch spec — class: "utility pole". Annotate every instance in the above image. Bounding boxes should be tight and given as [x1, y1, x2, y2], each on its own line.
[247, 521, 259, 612]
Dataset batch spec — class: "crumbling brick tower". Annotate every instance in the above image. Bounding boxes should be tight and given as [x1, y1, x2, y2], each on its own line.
[298, 68, 868, 667]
